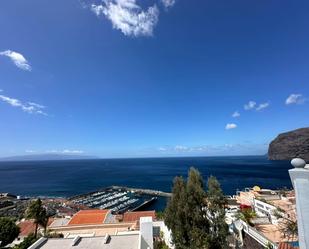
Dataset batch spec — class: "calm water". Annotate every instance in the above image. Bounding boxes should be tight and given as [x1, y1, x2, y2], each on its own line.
[0, 156, 293, 211]
[0, 156, 293, 197]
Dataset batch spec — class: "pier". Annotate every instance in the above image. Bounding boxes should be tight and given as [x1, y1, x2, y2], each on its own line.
[111, 186, 172, 197]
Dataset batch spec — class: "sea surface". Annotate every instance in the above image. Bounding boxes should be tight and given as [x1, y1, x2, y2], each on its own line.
[0, 156, 293, 211]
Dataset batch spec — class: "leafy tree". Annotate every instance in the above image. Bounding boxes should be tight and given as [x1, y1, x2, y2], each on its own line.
[235, 208, 256, 226]
[154, 240, 169, 249]
[165, 176, 190, 249]
[156, 211, 165, 220]
[165, 168, 228, 249]
[206, 176, 229, 249]
[186, 168, 209, 249]
[13, 234, 37, 249]
[25, 199, 48, 238]
[0, 217, 20, 247]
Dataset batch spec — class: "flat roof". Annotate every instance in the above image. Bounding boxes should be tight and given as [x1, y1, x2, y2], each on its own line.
[68, 210, 110, 226]
[123, 211, 156, 223]
[36, 234, 139, 249]
[49, 218, 70, 228]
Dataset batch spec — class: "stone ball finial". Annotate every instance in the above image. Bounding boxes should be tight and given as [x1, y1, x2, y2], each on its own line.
[291, 158, 306, 168]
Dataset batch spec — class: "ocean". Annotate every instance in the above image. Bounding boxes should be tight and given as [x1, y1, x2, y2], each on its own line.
[0, 156, 293, 211]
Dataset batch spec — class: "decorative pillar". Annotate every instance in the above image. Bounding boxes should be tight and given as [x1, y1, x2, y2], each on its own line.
[289, 158, 309, 249]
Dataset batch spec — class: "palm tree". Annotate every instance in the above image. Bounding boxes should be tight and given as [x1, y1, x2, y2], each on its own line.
[273, 209, 298, 242]
[281, 219, 298, 242]
[26, 199, 48, 238]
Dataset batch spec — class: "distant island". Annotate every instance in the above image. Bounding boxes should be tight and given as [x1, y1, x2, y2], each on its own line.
[0, 153, 99, 162]
[268, 127, 309, 161]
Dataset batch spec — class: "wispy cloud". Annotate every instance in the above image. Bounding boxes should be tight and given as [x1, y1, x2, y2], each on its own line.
[174, 145, 188, 152]
[161, 0, 176, 8]
[232, 111, 240, 118]
[244, 101, 256, 110]
[244, 100, 269, 111]
[62, 149, 84, 154]
[256, 102, 269, 111]
[285, 94, 306, 105]
[25, 150, 36, 153]
[156, 143, 268, 156]
[0, 50, 31, 71]
[91, 0, 159, 37]
[0, 91, 47, 115]
[46, 149, 84, 154]
[225, 123, 237, 130]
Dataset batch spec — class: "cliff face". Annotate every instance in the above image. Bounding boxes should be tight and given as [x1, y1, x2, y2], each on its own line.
[268, 127, 309, 161]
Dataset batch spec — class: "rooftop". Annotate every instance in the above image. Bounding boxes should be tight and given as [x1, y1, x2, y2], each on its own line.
[34, 234, 140, 249]
[68, 210, 110, 226]
[122, 211, 156, 223]
[19, 219, 54, 237]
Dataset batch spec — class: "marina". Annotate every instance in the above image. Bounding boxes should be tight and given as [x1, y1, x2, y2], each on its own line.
[69, 186, 160, 214]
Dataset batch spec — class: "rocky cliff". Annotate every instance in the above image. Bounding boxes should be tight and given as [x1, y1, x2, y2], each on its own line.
[268, 127, 309, 161]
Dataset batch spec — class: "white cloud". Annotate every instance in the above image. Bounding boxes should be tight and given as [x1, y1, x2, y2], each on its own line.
[244, 100, 269, 111]
[285, 94, 306, 105]
[256, 102, 269, 111]
[28, 102, 46, 109]
[0, 92, 47, 115]
[62, 149, 84, 154]
[0, 50, 31, 71]
[155, 143, 267, 156]
[174, 145, 188, 152]
[25, 150, 36, 153]
[158, 147, 167, 151]
[244, 101, 256, 110]
[161, 0, 176, 8]
[225, 123, 237, 130]
[46, 149, 84, 154]
[91, 0, 159, 37]
[232, 111, 240, 118]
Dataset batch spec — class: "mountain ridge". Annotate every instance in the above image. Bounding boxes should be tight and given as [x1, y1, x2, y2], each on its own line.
[0, 153, 99, 162]
[268, 127, 309, 161]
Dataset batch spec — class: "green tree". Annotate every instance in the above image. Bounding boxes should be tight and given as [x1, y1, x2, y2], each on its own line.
[26, 199, 48, 238]
[235, 208, 256, 227]
[186, 168, 209, 249]
[165, 168, 213, 249]
[156, 211, 165, 220]
[206, 176, 229, 249]
[0, 217, 20, 247]
[274, 210, 298, 241]
[165, 176, 190, 249]
[13, 234, 37, 249]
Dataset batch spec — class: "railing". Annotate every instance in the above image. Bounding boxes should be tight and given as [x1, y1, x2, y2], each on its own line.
[241, 220, 278, 249]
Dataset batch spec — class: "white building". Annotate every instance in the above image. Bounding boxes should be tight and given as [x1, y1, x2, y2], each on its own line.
[27, 217, 174, 249]
[252, 199, 279, 225]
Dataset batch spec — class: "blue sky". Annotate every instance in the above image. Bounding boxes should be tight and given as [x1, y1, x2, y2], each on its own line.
[0, 0, 308, 158]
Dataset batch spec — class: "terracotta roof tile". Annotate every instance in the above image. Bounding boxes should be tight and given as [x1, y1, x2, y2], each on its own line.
[68, 209, 110, 226]
[278, 242, 298, 249]
[123, 211, 156, 222]
[18, 220, 36, 236]
[18, 219, 53, 236]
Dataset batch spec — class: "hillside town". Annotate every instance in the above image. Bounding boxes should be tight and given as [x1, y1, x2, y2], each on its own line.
[1, 157, 308, 249]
